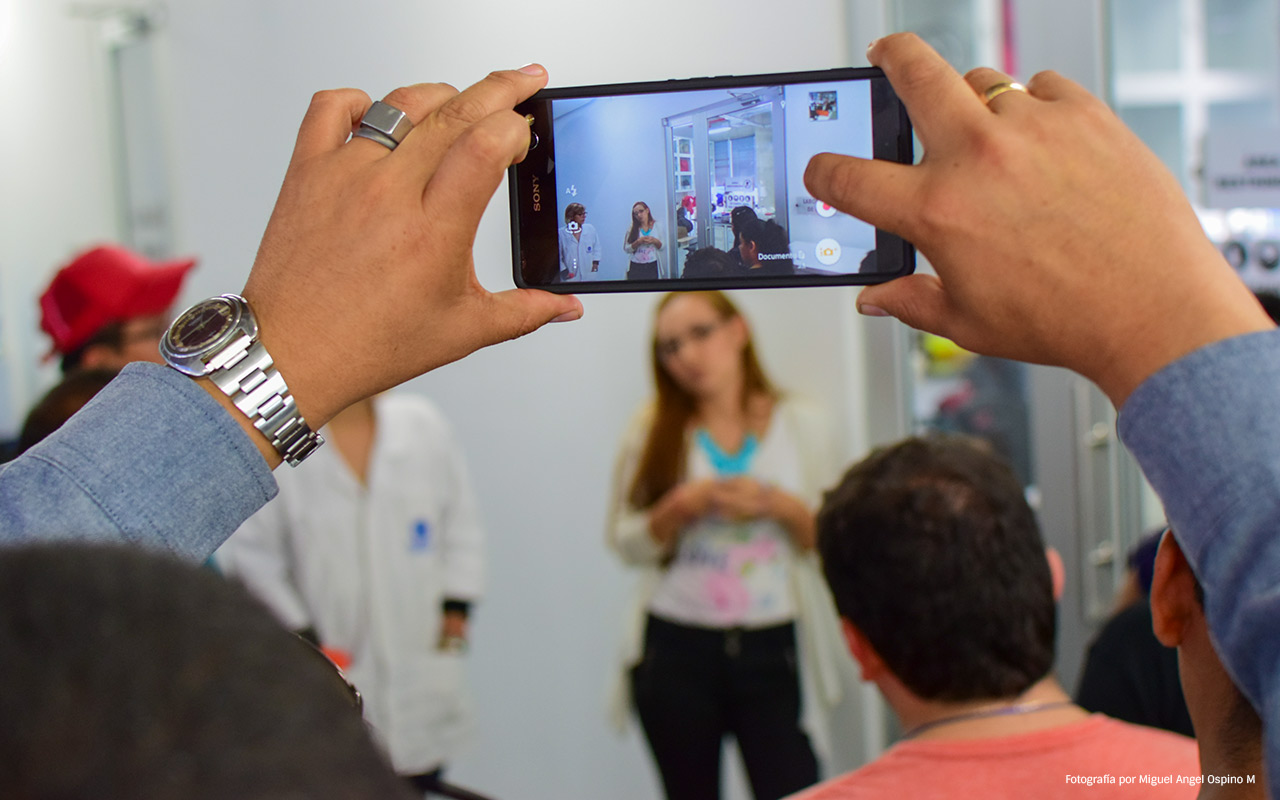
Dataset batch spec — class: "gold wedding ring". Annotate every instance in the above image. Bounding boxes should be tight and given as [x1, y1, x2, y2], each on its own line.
[983, 81, 1028, 104]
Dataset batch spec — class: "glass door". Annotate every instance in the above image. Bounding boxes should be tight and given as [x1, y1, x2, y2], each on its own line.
[664, 88, 786, 276]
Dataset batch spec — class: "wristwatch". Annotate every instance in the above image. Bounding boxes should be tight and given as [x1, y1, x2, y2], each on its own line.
[160, 294, 323, 466]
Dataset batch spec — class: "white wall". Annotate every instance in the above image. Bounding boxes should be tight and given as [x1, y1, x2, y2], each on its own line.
[0, 0, 122, 430]
[4, 1, 884, 797]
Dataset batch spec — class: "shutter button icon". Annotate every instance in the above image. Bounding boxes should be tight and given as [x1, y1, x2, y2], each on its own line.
[815, 238, 842, 266]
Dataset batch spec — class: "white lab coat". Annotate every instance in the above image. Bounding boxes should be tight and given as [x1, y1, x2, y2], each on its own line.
[217, 393, 484, 775]
[558, 222, 600, 282]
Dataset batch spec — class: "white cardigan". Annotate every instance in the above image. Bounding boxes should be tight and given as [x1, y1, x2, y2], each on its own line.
[605, 395, 856, 760]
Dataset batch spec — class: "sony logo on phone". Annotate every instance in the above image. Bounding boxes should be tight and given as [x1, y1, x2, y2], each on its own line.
[531, 175, 541, 212]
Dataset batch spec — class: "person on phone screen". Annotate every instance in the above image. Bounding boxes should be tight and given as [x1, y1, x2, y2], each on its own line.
[624, 200, 665, 280]
[606, 291, 849, 800]
[558, 202, 599, 282]
[737, 219, 796, 277]
[680, 248, 736, 280]
[217, 392, 484, 797]
[727, 206, 759, 272]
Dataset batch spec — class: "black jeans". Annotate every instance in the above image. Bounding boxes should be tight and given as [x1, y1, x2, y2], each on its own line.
[627, 261, 659, 281]
[631, 615, 819, 800]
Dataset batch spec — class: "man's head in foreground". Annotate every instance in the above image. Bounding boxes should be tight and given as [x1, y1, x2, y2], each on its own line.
[818, 434, 1059, 720]
[0, 542, 413, 800]
[1152, 531, 1265, 796]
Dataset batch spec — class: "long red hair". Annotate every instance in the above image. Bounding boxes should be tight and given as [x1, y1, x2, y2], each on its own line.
[628, 291, 776, 508]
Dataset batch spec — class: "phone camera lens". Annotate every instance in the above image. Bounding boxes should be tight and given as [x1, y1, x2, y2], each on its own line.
[528, 131, 540, 152]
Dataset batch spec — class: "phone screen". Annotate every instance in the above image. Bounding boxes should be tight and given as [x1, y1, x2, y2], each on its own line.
[509, 68, 913, 293]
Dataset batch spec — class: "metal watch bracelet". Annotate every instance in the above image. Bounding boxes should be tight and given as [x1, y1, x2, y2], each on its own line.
[205, 335, 323, 467]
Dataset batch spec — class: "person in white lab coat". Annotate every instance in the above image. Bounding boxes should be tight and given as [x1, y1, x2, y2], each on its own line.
[557, 202, 600, 282]
[218, 392, 484, 794]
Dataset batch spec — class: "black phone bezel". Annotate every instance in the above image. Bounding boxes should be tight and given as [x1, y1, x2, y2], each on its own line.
[508, 67, 914, 293]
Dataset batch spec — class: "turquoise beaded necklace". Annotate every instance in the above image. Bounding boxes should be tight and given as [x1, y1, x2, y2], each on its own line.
[695, 429, 758, 476]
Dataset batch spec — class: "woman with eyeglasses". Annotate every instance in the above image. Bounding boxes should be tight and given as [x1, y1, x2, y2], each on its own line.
[624, 200, 665, 280]
[607, 291, 849, 800]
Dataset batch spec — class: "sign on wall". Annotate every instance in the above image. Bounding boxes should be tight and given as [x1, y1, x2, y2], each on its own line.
[1205, 128, 1280, 210]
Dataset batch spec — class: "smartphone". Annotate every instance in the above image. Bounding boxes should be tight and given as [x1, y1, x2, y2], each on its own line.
[509, 67, 913, 293]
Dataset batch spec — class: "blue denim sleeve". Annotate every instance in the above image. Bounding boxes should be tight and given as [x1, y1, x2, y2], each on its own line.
[0, 362, 277, 561]
[1118, 329, 1280, 790]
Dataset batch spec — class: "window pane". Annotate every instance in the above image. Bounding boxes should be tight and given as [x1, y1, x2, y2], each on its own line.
[1205, 0, 1279, 71]
[1110, 0, 1182, 72]
[1118, 105, 1185, 191]
[730, 135, 755, 180]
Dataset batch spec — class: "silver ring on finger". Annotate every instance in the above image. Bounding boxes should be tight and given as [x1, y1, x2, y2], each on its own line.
[352, 100, 414, 151]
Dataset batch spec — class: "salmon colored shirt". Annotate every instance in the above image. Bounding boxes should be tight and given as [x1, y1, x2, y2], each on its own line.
[789, 715, 1205, 799]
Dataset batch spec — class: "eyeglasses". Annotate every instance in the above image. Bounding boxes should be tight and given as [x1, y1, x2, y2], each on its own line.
[657, 319, 723, 359]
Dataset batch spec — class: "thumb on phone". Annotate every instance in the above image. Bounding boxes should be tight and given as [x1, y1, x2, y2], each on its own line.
[856, 274, 950, 334]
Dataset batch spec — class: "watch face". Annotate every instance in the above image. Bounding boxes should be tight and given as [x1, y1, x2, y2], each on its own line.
[165, 298, 236, 356]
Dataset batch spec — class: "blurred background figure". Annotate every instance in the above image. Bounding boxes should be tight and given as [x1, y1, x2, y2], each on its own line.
[0, 542, 415, 800]
[218, 392, 486, 798]
[39, 244, 194, 374]
[923, 335, 1034, 488]
[0, 243, 194, 461]
[14, 367, 118, 458]
[1076, 529, 1194, 737]
[607, 291, 848, 800]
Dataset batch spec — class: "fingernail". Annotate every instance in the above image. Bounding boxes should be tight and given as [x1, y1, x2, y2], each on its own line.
[867, 38, 880, 53]
[551, 310, 581, 323]
[858, 303, 892, 318]
[517, 63, 545, 76]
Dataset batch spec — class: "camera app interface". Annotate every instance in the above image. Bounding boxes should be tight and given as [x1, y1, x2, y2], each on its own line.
[548, 80, 878, 284]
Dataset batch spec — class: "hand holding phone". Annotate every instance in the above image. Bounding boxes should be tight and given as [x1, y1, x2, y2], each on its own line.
[509, 67, 914, 293]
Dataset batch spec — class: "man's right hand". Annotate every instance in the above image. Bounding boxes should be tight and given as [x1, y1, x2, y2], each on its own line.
[242, 66, 583, 441]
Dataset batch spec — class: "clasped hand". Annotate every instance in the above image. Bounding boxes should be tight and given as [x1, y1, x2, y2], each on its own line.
[694, 476, 773, 522]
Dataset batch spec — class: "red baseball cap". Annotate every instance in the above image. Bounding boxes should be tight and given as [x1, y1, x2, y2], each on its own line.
[39, 245, 196, 356]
